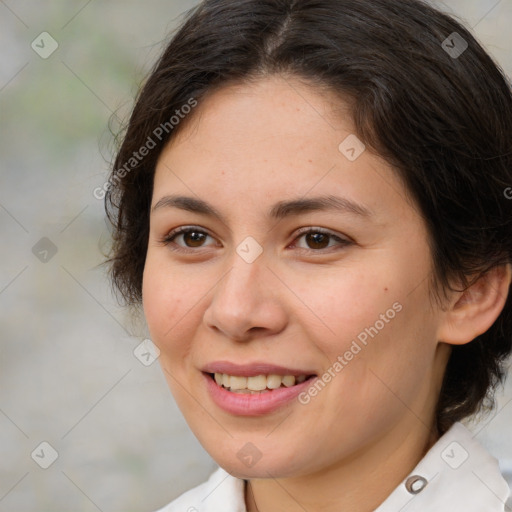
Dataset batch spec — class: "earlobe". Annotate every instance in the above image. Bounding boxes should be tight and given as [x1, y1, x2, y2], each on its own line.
[437, 263, 512, 346]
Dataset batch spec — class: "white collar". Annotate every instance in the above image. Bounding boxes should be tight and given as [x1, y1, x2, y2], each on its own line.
[375, 421, 510, 511]
[159, 422, 510, 511]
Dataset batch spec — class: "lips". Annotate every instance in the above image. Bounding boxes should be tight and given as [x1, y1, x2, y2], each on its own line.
[201, 361, 316, 377]
[201, 361, 317, 415]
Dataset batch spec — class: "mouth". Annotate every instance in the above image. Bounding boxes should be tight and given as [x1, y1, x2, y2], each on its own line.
[201, 367, 318, 416]
[206, 372, 316, 394]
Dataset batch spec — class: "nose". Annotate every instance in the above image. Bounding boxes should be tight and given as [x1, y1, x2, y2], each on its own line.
[203, 252, 288, 342]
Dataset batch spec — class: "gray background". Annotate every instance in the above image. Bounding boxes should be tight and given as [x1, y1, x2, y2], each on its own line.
[0, 1, 511, 511]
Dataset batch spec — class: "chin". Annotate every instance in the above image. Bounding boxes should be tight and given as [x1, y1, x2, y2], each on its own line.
[209, 448, 310, 480]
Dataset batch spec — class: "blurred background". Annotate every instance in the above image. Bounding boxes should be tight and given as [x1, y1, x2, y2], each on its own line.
[0, 1, 511, 511]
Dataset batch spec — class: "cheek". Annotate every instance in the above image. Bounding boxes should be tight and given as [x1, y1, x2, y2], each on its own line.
[297, 262, 436, 398]
[290, 264, 398, 347]
[141, 253, 200, 359]
[333, 295, 437, 423]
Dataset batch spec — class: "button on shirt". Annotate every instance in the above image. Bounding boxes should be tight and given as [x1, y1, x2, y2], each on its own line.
[154, 422, 511, 511]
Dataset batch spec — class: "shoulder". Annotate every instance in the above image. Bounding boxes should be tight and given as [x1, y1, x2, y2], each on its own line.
[153, 466, 246, 512]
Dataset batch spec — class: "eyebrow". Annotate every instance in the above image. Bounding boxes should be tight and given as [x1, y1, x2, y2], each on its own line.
[151, 194, 373, 222]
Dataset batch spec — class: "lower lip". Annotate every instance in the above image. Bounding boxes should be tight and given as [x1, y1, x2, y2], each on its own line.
[203, 372, 317, 416]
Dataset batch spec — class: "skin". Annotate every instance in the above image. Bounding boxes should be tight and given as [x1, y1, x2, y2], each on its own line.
[142, 75, 511, 512]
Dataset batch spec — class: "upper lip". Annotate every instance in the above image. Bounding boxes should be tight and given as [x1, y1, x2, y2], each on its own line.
[202, 361, 316, 377]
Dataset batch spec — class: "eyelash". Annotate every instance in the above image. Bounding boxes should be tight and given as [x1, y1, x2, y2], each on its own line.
[159, 225, 352, 254]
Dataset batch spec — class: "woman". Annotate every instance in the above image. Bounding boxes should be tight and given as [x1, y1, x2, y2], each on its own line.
[104, 0, 512, 510]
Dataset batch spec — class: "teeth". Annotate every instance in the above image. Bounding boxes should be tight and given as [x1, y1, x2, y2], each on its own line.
[230, 389, 271, 394]
[229, 376, 247, 390]
[267, 374, 283, 389]
[247, 375, 267, 391]
[213, 373, 309, 391]
[282, 375, 295, 387]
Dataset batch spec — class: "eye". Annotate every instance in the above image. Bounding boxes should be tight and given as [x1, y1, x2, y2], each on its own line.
[290, 227, 352, 252]
[160, 226, 217, 252]
[159, 226, 352, 253]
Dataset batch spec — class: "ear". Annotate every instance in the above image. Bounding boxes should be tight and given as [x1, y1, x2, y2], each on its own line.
[437, 264, 511, 345]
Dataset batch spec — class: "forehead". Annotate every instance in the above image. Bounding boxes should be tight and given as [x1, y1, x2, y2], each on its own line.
[153, 76, 417, 223]
[162, 76, 352, 160]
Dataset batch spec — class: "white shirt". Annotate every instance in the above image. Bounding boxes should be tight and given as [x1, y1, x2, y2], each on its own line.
[155, 422, 510, 511]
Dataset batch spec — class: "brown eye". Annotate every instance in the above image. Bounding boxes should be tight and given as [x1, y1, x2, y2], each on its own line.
[161, 227, 215, 250]
[304, 232, 330, 250]
[181, 230, 207, 247]
[293, 228, 352, 252]
[161, 226, 351, 254]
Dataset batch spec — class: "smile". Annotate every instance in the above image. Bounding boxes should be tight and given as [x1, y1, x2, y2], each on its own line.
[203, 370, 317, 415]
[213, 373, 308, 393]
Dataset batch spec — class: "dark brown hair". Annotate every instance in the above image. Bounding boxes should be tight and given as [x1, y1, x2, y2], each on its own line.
[105, 0, 512, 434]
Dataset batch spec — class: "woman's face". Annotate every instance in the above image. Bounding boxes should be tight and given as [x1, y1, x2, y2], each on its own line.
[142, 75, 450, 479]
